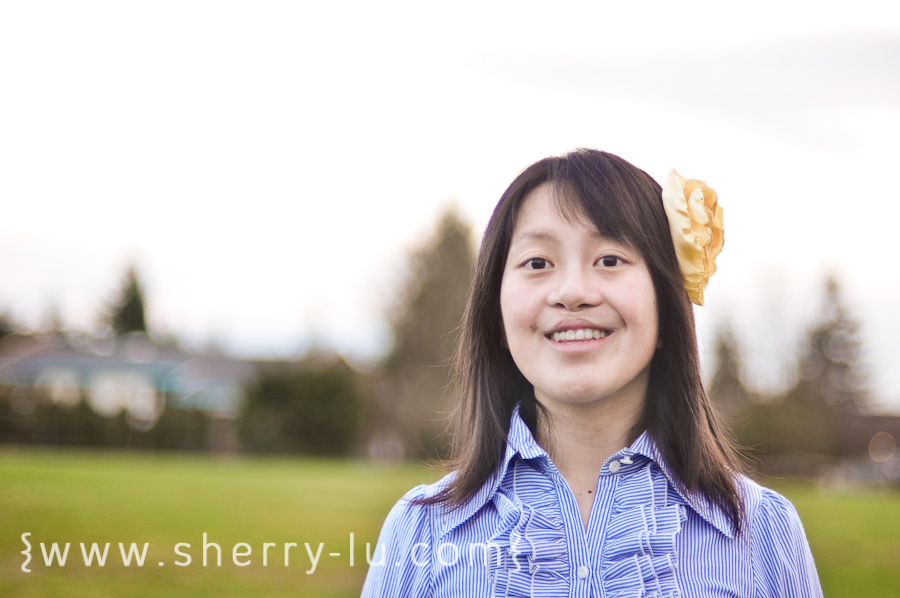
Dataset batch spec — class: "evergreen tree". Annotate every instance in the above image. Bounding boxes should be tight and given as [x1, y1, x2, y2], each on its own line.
[735, 275, 868, 462]
[707, 324, 751, 423]
[110, 266, 148, 336]
[782, 274, 868, 457]
[379, 207, 475, 459]
[795, 275, 868, 413]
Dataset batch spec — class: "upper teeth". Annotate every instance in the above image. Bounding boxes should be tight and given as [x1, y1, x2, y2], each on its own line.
[552, 328, 609, 341]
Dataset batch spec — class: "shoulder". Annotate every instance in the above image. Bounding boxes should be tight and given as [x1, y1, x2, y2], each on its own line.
[740, 477, 807, 543]
[375, 472, 455, 550]
[360, 473, 457, 598]
[379, 473, 455, 539]
[739, 477, 823, 597]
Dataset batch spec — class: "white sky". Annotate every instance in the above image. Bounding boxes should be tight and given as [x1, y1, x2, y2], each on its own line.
[2, 1, 899, 411]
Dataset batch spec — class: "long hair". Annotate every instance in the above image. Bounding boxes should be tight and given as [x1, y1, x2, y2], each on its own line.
[423, 149, 745, 533]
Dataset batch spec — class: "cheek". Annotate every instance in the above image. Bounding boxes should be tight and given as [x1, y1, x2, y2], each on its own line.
[499, 285, 533, 336]
[499, 281, 516, 325]
[499, 294, 540, 370]
[640, 292, 660, 345]
[622, 278, 659, 339]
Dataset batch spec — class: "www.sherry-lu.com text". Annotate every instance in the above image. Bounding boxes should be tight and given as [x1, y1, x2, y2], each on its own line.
[19, 532, 507, 573]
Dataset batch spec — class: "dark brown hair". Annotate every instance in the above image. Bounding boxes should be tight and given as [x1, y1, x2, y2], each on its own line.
[425, 149, 745, 533]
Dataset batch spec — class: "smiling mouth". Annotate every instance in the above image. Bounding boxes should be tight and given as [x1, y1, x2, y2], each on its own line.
[547, 328, 611, 342]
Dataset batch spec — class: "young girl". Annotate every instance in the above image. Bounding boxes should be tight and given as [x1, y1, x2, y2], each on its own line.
[362, 149, 822, 597]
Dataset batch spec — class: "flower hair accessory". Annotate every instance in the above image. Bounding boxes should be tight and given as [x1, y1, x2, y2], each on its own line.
[661, 168, 723, 306]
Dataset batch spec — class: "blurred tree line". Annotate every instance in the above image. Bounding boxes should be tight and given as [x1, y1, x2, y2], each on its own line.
[0, 267, 225, 450]
[240, 353, 362, 455]
[708, 276, 887, 476]
[0, 207, 473, 459]
[2, 213, 896, 472]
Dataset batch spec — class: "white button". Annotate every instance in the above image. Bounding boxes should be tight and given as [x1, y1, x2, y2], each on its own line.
[577, 565, 589, 579]
[608, 460, 621, 473]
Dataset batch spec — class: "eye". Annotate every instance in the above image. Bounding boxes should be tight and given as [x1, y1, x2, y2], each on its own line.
[598, 256, 622, 268]
[524, 258, 549, 270]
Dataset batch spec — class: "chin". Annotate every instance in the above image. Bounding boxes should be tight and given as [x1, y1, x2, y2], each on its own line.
[536, 385, 612, 407]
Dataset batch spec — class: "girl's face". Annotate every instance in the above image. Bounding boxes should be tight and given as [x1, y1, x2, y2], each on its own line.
[499, 183, 660, 413]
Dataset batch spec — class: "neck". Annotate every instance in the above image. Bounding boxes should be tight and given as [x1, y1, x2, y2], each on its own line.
[535, 389, 645, 484]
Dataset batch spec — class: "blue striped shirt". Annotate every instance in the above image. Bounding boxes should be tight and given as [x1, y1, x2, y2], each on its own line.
[362, 406, 823, 597]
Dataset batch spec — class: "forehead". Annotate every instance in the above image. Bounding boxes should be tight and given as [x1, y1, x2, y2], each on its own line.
[511, 183, 597, 241]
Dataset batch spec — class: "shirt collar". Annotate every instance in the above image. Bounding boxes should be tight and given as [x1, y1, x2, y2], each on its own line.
[628, 431, 735, 538]
[506, 403, 550, 460]
[436, 404, 735, 540]
[436, 405, 538, 539]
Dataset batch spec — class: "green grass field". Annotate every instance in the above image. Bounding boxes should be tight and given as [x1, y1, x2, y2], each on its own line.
[1, 448, 898, 597]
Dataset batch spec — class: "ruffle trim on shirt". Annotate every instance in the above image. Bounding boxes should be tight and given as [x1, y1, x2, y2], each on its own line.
[601, 463, 686, 598]
[487, 464, 569, 598]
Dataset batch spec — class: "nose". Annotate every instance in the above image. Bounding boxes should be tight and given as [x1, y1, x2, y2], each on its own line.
[550, 264, 601, 311]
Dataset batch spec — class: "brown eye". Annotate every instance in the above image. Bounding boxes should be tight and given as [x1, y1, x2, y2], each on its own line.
[600, 256, 621, 268]
[526, 258, 548, 270]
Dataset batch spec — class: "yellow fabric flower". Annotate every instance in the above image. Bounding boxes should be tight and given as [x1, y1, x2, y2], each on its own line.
[661, 168, 724, 306]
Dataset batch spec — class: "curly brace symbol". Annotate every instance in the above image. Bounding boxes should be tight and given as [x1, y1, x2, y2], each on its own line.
[21, 532, 32, 572]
